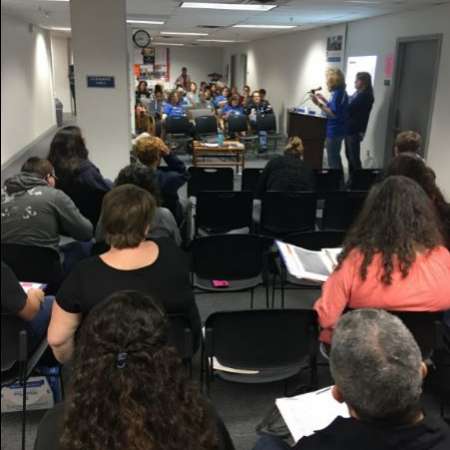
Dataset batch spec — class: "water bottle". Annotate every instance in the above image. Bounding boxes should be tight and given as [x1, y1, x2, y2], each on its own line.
[364, 150, 375, 169]
[217, 129, 224, 146]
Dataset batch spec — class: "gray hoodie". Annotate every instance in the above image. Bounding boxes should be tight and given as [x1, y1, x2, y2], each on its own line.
[1, 172, 93, 251]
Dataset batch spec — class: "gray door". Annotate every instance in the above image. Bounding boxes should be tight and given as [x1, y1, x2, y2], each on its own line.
[230, 54, 237, 88]
[385, 35, 442, 162]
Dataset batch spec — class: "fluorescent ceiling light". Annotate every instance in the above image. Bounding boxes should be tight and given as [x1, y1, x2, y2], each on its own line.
[152, 42, 185, 46]
[196, 39, 236, 43]
[233, 24, 296, 29]
[48, 27, 71, 31]
[161, 31, 209, 36]
[127, 19, 165, 25]
[344, 1, 382, 3]
[181, 2, 277, 11]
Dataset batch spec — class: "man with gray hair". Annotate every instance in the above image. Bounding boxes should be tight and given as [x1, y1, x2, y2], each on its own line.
[254, 309, 450, 450]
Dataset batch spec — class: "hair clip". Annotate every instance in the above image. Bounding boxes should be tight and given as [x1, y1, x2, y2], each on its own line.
[116, 352, 128, 369]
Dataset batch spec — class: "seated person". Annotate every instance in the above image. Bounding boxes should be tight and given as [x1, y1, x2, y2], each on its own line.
[135, 80, 151, 109]
[222, 95, 245, 119]
[385, 153, 450, 248]
[37, 290, 235, 450]
[133, 135, 188, 224]
[1, 262, 53, 354]
[47, 185, 201, 363]
[162, 91, 186, 119]
[187, 81, 200, 106]
[254, 309, 450, 450]
[255, 137, 315, 199]
[1, 157, 93, 253]
[199, 87, 215, 110]
[394, 130, 423, 157]
[96, 164, 181, 245]
[245, 90, 274, 153]
[314, 176, 450, 345]
[176, 86, 193, 108]
[212, 85, 228, 110]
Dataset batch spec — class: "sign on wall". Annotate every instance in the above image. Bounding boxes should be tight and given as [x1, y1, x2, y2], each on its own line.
[86, 75, 115, 88]
[133, 46, 170, 84]
[326, 35, 344, 66]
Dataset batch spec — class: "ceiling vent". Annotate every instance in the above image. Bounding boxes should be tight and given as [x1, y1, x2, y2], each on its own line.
[196, 25, 226, 29]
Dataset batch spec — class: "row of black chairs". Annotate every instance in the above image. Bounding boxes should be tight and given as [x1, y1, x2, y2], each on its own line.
[187, 167, 383, 197]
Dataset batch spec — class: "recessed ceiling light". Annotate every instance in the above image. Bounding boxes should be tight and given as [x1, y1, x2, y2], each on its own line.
[127, 19, 165, 25]
[233, 24, 296, 29]
[181, 2, 277, 11]
[152, 42, 185, 46]
[161, 31, 209, 36]
[196, 39, 236, 43]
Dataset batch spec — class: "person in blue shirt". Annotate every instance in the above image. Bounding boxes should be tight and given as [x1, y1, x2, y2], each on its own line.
[311, 68, 349, 170]
[345, 72, 374, 176]
[222, 95, 245, 118]
[162, 91, 186, 119]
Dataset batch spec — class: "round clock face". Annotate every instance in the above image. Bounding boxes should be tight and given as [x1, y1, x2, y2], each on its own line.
[133, 29, 151, 48]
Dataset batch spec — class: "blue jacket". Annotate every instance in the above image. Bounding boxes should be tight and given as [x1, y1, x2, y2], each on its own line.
[326, 88, 348, 138]
[347, 90, 374, 135]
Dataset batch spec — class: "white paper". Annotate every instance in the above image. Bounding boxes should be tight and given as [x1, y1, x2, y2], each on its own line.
[212, 357, 259, 374]
[20, 282, 46, 294]
[276, 387, 350, 443]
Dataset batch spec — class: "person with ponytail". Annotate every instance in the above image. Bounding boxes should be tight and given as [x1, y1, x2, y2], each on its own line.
[35, 290, 235, 450]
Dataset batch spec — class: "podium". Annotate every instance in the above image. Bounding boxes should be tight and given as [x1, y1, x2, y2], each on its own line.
[287, 109, 327, 169]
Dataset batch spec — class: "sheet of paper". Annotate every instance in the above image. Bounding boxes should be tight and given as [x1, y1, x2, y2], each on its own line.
[212, 357, 259, 374]
[322, 247, 342, 270]
[20, 282, 46, 294]
[276, 387, 350, 443]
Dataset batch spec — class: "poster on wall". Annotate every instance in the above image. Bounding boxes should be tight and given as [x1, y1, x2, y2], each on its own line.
[345, 55, 377, 96]
[133, 46, 170, 85]
[326, 35, 344, 66]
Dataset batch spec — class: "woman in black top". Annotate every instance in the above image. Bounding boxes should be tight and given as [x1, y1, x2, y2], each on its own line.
[35, 291, 234, 450]
[47, 184, 201, 363]
[345, 72, 374, 176]
[255, 136, 315, 199]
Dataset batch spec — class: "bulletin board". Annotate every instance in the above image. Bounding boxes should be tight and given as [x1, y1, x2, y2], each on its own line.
[133, 46, 170, 84]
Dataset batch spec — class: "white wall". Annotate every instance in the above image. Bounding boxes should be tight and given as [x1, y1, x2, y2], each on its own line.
[169, 46, 224, 86]
[1, 13, 56, 167]
[223, 3, 450, 195]
[50, 34, 72, 113]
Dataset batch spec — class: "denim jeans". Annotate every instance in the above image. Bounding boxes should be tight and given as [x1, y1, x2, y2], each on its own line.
[25, 296, 54, 354]
[326, 136, 344, 170]
[253, 435, 290, 450]
[345, 133, 363, 175]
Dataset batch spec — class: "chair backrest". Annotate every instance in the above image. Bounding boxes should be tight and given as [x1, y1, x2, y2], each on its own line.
[204, 309, 318, 369]
[195, 115, 218, 136]
[241, 168, 263, 193]
[1, 244, 63, 295]
[284, 230, 345, 250]
[196, 191, 253, 234]
[349, 169, 382, 191]
[228, 114, 248, 133]
[260, 191, 317, 237]
[314, 169, 344, 192]
[256, 113, 276, 132]
[190, 234, 272, 280]
[388, 311, 442, 358]
[1, 314, 26, 375]
[321, 191, 367, 231]
[168, 314, 194, 361]
[165, 116, 191, 135]
[189, 108, 214, 120]
[187, 167, 234, 197]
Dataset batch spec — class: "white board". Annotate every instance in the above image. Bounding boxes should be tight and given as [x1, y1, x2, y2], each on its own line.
[345, 55, 377, 96]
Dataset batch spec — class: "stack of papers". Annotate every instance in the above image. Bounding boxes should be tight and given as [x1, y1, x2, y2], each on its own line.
[276, 387, 350, 443]
[20, 282, 46, 293]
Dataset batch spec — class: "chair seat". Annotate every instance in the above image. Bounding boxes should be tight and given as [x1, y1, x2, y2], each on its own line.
[213, 360, 308, 384]
[194, 274, 262, 292]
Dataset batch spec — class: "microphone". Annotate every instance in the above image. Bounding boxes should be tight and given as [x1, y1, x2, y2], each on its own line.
[309, 86, 322, 94]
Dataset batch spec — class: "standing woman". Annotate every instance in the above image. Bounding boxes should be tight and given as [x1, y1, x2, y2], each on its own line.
[345, 72, 375, 176]
[311, 68, 348, 170]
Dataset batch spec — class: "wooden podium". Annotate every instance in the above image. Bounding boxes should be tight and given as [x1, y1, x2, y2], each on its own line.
[287, 109, 327, 169]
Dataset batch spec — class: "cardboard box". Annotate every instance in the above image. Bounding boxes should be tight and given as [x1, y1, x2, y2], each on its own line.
[1, 376, 54, 413]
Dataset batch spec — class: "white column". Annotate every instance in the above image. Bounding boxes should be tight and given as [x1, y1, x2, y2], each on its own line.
[70, 0, 130, 179]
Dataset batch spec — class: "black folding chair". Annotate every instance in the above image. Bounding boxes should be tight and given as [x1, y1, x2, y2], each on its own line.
[321, 190, 368, 231]
[432, 321, 450, 422]
[195, 191, 253, 235]
[241, 168, 263, 193]
[256, 113, 283, 152]
[260, 191, 317, 238]
[348, 169, 382, 191]
[168, 314, 195, 376]
[165, 116, 193, 153]
[273, 230, 345, 307]
[228, 114, 248, 134]
[187, 167, 234, 198]
[203, 309, 318, 394]
[1, 244, 64, 295]
[189, 234, 273, 308]
[195, 115, 218, 139]
[1, 315, 49, 450]
[314, 169, 344, 192]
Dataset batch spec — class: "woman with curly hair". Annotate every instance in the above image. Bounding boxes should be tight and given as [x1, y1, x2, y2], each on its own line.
[35, 290, 235, 450]
[384, 153, 450, 248]
[314, 175, 450, 344]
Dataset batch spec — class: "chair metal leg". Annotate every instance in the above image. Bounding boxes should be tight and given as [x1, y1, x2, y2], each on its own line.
[21, 362, 27, 450]
[250, 288, 255, 309]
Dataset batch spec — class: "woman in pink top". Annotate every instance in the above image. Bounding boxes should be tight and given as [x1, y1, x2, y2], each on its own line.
[315, 176, 450, 344]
